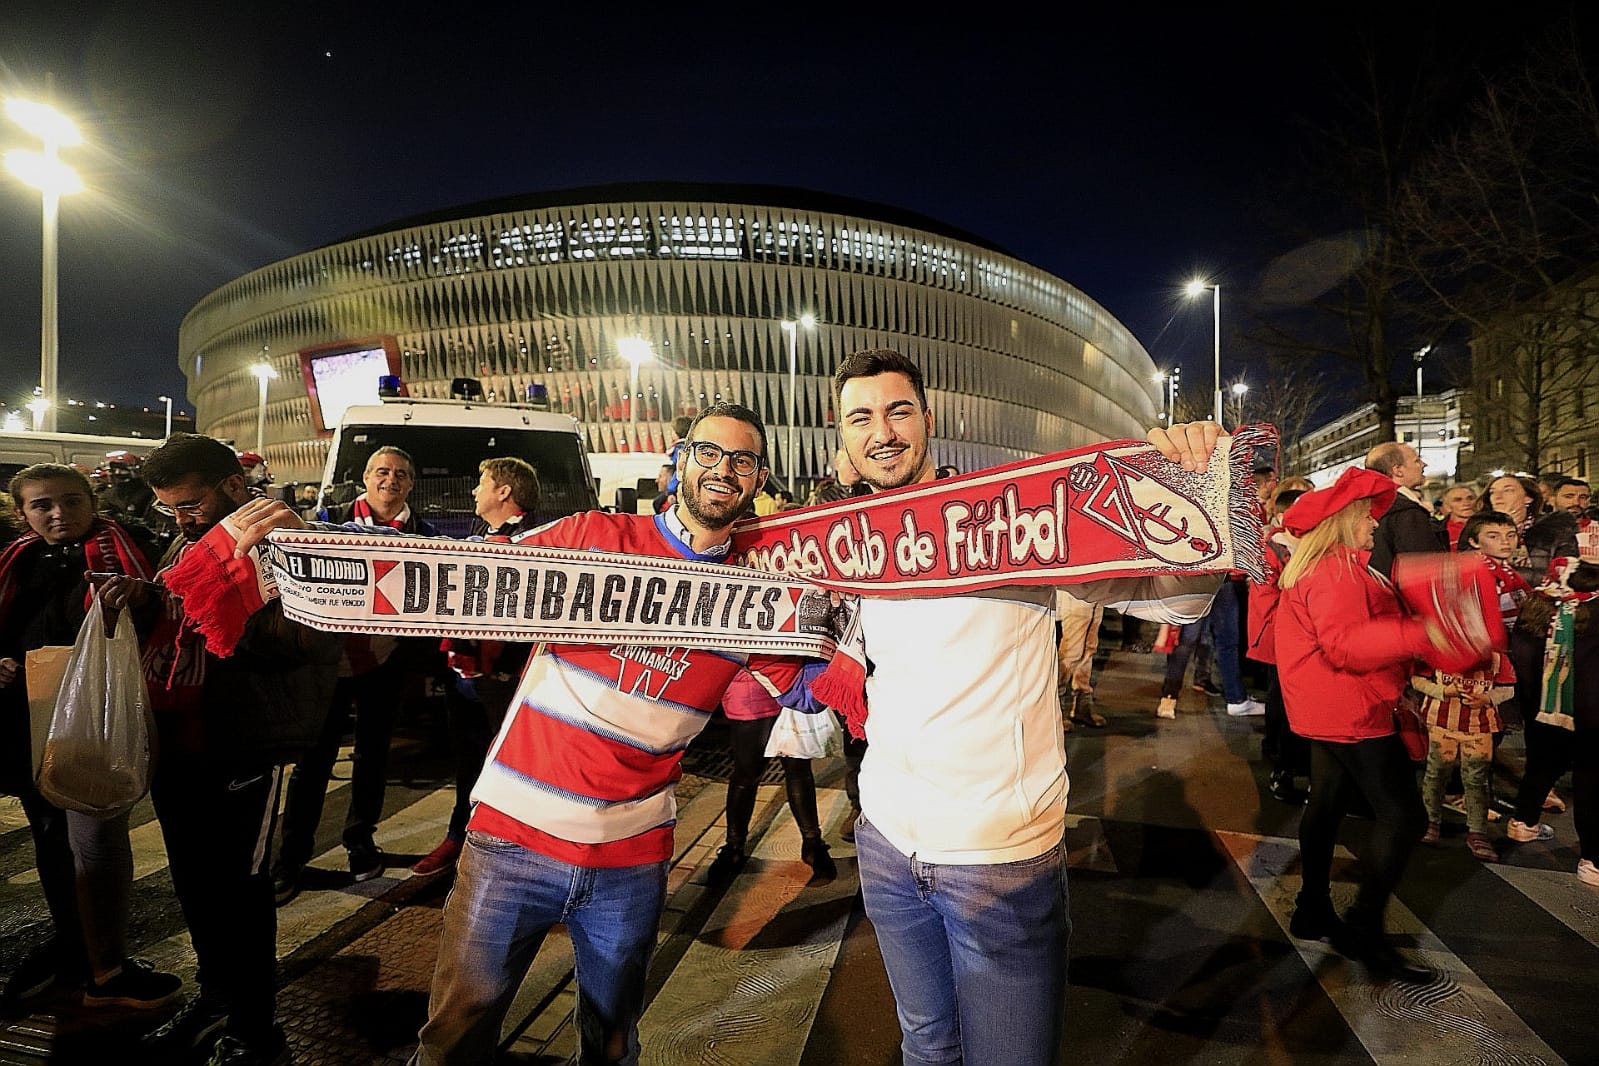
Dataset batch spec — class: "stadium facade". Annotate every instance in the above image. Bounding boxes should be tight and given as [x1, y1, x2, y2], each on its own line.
[177, 183, 1161, 490]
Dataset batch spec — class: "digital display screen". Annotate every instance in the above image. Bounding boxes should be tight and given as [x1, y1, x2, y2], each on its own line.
[299, 338, 402, 432]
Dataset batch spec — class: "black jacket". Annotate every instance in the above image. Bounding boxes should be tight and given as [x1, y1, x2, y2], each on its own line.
[1369, 492, 1447, 580]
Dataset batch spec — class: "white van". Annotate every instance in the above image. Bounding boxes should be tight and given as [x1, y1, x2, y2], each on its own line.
[319, 398, 600, 536]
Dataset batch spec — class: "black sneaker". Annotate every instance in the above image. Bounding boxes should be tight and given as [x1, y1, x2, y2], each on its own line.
[271, 860, 303, 907]
[82, 958, 183, 1010]
[141, 996, 229, 1060]
[206, 1025, 290, 1065]
[347, 841, 385, 883]
[3, 939, 66, 1002]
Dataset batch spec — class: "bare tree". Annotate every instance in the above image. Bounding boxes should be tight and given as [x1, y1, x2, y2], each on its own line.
[1247, 360, 1332, 466]
[1399, 23, 1599, 475]
[1246, 43, 1452, 443]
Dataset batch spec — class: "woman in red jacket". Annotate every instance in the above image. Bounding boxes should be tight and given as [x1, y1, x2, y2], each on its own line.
[1275, 467, 1442, 985]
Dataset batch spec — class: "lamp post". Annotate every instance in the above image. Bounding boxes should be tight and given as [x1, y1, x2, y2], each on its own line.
[250, 361, 277, 454]
[1413, 345, 1431, 451]
[1153, 367, 1182, 423]
[1229, 381, 1250, 428]
[1185, 279, 1222, 424]
[6, 97, 83, 434]
[780, 314, 816, 488]
[617, 336, 654, 452]
[157, 394, 173, 438]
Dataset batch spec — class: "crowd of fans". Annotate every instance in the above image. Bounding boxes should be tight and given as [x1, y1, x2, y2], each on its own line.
[0, 403, 1592, 1063]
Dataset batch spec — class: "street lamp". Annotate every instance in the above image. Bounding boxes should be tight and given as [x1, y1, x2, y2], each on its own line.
[1153, 367, 1181, 423]
[780, 314, 816, 488]
[251, 362, 277, 454]
[1185, 278, 1222, 424]
[1229, 381, 1250, 427]
[1413, 345, 1431, 449]
[26, 396, 50, 433]
[617, 336, 654, 452]
[157, 394, 173, 438]
[6, 96, 84, 434]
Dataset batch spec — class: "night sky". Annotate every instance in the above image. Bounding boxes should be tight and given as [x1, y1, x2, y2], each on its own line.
[0, 3, 1581, 418]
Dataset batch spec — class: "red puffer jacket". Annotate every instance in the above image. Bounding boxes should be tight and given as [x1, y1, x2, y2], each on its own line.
[1276, 545, 1435, 742]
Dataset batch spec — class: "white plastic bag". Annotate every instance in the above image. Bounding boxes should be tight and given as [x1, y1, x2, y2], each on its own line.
[764, 705, 843, 760]
[36, 592, 154, 817]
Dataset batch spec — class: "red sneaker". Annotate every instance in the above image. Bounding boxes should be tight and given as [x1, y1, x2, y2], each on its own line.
[411, 838, 463, 876]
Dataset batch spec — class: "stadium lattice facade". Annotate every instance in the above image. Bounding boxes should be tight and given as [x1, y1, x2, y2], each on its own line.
[178, 183, 1160, 490]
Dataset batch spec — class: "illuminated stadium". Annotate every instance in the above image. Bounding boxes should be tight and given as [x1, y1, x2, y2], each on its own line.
[177, 183, 1162, 490]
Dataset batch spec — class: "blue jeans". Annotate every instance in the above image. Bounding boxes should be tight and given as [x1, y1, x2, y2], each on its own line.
[412, 832, 668, 1066]
[855, 816, 1071, 1065]
[1209, 579, 1247, 704]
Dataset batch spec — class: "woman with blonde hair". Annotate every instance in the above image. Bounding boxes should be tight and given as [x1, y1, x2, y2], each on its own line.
[1276, 467, 1447, 984]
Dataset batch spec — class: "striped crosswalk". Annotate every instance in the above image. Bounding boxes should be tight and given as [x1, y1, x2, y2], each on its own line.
[3, 732, 1597, 1064]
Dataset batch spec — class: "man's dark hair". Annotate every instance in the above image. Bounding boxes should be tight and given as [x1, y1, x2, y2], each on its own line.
[479, 456, 541, 511]
[1556, 477, 1590, 492]
[686, 402, 767, 459]
[1459, 510, 1517, 552]
[833, 349, 928, 410]
[671, 414, 694, 438]
[141, 432, 244, 489]
[1272, 487, 1307, 513]
[9, 462, 93, 501]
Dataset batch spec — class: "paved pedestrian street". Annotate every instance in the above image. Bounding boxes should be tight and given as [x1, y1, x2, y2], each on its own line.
[3, 650, 1595, 1064]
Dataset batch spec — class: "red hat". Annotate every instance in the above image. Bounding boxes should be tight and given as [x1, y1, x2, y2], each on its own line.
[1281, 467, 1397, 537]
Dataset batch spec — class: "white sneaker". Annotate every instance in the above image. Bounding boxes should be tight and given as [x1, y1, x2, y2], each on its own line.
[1579, 859, 1599, 887]
[1156, 696, 1177, 719]
[1507, 818, 1555, 843]
[1226, 698, 1266, 717]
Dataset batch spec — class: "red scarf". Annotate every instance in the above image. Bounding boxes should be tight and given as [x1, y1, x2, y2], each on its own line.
[0, 518, 153, 623]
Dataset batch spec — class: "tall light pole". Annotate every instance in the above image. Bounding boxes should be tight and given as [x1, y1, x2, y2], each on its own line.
[1413, 345, 1431, 450]
[1185, 279, 1222, 424]
[780, 314, 816, 488]
[617, 336, 654, 452]
[251, 361, 277, 454]
[6, 96, 83, 434]
[1229, 381, 1250, 427]
[157, 394, 173, 438]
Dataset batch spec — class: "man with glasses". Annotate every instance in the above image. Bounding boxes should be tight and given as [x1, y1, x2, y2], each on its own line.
[405, 403, 820, 1065]
[97, 433, 341, 1066]
[273, 447, 439, 902]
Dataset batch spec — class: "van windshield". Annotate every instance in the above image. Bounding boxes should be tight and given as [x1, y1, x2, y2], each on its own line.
[325, 425, 598, 537]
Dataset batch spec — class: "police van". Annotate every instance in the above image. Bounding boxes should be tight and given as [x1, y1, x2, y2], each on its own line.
[319, 384, 601, 537]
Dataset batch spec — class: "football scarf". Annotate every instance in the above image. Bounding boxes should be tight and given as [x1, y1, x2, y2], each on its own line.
[160, 429, 1272, 722]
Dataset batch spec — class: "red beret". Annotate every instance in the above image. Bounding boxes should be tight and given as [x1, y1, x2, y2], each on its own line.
[1282, 467, 1398, 537]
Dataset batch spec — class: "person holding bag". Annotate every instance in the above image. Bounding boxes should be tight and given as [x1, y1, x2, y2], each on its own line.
[96, 435, 344, 1066]
[704, 666, 837, 888]
[1276, 467, 1459, 984]
[0, 464, 181, 1010]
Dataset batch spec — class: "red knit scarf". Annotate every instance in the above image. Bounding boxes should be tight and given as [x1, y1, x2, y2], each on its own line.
[0, 519, 153, 622]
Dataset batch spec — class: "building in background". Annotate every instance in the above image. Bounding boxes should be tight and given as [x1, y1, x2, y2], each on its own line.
[1288, 389, 1470, 492]
[177, 183, 1161, 490]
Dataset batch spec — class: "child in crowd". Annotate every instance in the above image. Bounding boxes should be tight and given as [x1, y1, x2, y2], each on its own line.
[1412, 648, 1515, 860]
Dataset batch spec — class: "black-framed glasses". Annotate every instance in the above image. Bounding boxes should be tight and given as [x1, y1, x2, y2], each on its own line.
[152, 478, 229, 518]
[686, 441, 764, 477]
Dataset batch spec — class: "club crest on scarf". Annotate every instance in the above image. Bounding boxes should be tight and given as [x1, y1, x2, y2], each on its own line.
[1067, 452, 1220, 564]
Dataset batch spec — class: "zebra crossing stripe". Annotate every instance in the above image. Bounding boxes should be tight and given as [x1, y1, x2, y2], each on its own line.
[1216, 831, 1566, 1066]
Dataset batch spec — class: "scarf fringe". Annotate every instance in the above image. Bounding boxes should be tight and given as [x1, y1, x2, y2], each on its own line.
[1227, 425, 1274, 585]
[811, 656, 868, 739]
[161, 527, 265, 659]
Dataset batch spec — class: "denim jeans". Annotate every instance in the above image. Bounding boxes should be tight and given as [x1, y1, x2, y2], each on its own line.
[855, 816, 1070, 1066]
[412, 832, 669, 1066]
[1208, 579, 1247, 704]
